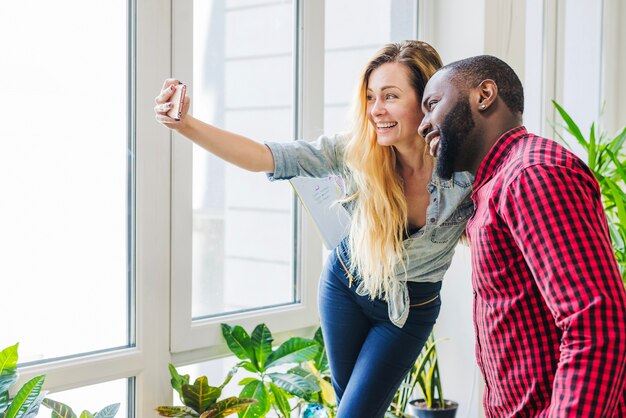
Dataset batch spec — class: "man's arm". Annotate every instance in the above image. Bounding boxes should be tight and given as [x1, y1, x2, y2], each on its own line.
[501, 163, 626, 417]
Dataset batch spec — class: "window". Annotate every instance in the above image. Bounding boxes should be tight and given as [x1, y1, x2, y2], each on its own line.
[1, 0, 131, 365]
[170, 0, 322, 353]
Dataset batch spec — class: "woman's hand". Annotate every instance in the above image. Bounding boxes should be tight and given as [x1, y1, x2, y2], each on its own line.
[154, 78, 191, 130]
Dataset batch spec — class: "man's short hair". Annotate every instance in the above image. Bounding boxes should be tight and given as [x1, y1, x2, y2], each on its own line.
[442, 55, 524, 114]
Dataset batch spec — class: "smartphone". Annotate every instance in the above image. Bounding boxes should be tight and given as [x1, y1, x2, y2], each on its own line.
[167, 82, 187, 120]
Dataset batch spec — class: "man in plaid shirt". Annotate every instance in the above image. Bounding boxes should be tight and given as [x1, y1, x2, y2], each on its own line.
[418, 55, 626, 417]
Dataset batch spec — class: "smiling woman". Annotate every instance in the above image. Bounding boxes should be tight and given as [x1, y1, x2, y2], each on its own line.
[155, 39, 474, 418]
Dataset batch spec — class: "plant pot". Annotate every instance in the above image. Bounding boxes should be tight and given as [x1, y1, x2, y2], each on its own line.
[406, 399, 458, 418]
[301, 403, 330, 418]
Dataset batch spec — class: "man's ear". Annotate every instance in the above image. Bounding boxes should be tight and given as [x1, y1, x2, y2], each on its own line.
[475, 79, 497, 111]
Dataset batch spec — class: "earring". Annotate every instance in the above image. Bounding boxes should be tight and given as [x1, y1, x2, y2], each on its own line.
[479, 104, 486, 110]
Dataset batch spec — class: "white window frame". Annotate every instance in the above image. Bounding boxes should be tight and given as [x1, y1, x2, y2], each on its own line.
[169, 0, 327, 355]
[15, 0, 174, 415]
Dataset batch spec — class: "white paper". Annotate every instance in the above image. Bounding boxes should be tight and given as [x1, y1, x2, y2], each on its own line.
[290, 176, 351, 250]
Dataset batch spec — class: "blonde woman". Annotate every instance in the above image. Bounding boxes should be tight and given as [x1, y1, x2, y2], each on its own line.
[155, 41, 473, 417]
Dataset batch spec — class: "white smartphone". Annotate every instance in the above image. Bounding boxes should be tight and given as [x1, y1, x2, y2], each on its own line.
[167, 82, 187, 120]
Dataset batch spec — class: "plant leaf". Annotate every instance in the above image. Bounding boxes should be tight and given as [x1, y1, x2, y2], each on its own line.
[552, 101, 588, 150]
[168, 364, 191, 403]
[251, 324, 273, 371]
[4, 375, 45, 418]
[154, 405, 200, 417]
[94, 403, 120, 418]
[182, 376, 221, 414]
[221, 325, 256, 364]
[312, 328, 328, 373]
[199, 397, 257, 418]
[268, 372, 319, 398]
[238, 380, 270, 418]
[319, 378, 336, 407]
[265, 338, 319, 368]
[239, 361, 259, 374]
[0, 344, 19, 376]
[42, 398, 78, 418]
[0, 390, 9, 415]
[0, 375, 19, 396]
[268, 383, 291, 418]
[18, 389, 47, 418]
[79, 412, 95, 418]
[237, 378, 257, 386]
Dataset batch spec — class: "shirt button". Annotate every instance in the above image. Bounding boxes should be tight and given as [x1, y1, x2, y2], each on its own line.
[430, 217, 436, 223]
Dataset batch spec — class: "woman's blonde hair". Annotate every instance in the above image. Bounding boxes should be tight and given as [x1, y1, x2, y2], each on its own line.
[343, 40, 443, 300]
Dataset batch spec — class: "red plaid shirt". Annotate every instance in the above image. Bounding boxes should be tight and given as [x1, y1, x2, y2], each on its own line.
[467, 126, 626, 417]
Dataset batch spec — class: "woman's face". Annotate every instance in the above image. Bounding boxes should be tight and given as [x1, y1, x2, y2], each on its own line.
[366, 62, 424, 147]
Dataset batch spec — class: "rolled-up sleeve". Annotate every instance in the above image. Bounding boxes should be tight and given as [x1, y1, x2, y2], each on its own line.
[265, 134, 345, 181]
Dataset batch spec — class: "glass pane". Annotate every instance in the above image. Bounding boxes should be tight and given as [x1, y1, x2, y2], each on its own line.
[191, 0, 296, 319]
[37, 378, 131, 418]
[0, 0, 131, 363]
[324, 0, 417, 133]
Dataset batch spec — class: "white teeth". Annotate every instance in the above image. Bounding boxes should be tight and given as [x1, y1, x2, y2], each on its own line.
[377, 122, 397, 128]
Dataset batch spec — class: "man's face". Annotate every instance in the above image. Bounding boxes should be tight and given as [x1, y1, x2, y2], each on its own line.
[418, 70, 476, 179]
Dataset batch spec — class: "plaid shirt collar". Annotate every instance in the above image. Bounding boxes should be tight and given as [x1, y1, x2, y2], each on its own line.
[473, 126, 527, 191]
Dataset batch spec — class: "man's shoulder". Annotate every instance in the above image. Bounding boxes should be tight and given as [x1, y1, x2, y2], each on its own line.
[503, 132, 587, 175]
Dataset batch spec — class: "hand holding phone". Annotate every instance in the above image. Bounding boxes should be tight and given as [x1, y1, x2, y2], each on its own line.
[167, 82, 187, 121]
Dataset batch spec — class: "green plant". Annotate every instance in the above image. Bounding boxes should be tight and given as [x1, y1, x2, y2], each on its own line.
[292, 328, 336, 416]
[0, 343, 119, 418]
[221, 323, 321, 417]
[42, 398, 120, 418]
[155, 364, 256, 418]
[0, 344, 46, 418]
[387, 333, 446, 417]
[552, 101, 626, 283]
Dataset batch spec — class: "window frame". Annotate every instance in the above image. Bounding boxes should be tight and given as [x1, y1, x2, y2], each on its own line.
[169, 0, 326, 354]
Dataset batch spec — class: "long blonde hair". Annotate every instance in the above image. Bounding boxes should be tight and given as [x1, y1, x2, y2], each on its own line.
[343, 40, 443, 300]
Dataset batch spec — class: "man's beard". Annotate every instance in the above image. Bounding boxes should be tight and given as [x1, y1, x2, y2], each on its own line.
[436, 98, 475, 180]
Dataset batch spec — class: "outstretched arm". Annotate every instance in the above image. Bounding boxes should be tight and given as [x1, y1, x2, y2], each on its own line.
[154, 78, 275, 173]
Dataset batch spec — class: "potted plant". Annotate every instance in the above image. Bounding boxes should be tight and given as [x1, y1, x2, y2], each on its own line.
[0, 343, 119, 418]
[388, 333, 457, 418]
[552, 101, 626, 283]
[155, 363, 256, 418]
[220, 323, 322, 417]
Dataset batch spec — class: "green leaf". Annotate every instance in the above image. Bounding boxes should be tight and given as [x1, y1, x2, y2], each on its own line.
[238, 380, 270, 418]
[221, 325, 256, 364]
[79, 412, 95, 418]
[199, 397, 257, 418]
[608, 126, 626, 157]
[588, 122, 597, 171]
[552, 101, 588, 150]
[94, 403, 120, 418]
[4, 375, 45, 418]
[312, 328, 328, 373]
[268, 372, 319, 398]
[237, 361, 259, 374]
[265, 338, 319, 369]
[154, 405, 200, 417]
[1, 390, 9, 415]
[250, 324, 273, 371]
[42, 398, 78, 418]
[182, 376, 221, 413]
[168, 364, 190, 402]
[19, 390, 47, 418]
[0, 344, 19, 376]
[237, 378, 257, 386]
[268, 383, 291, 418]
[0, 375, 19, 396]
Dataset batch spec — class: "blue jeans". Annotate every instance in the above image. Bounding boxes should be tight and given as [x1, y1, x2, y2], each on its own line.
[319, 239, 442, 418]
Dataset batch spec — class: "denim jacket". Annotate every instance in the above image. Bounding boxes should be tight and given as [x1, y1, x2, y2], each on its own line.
[265, 134, 474, 327]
